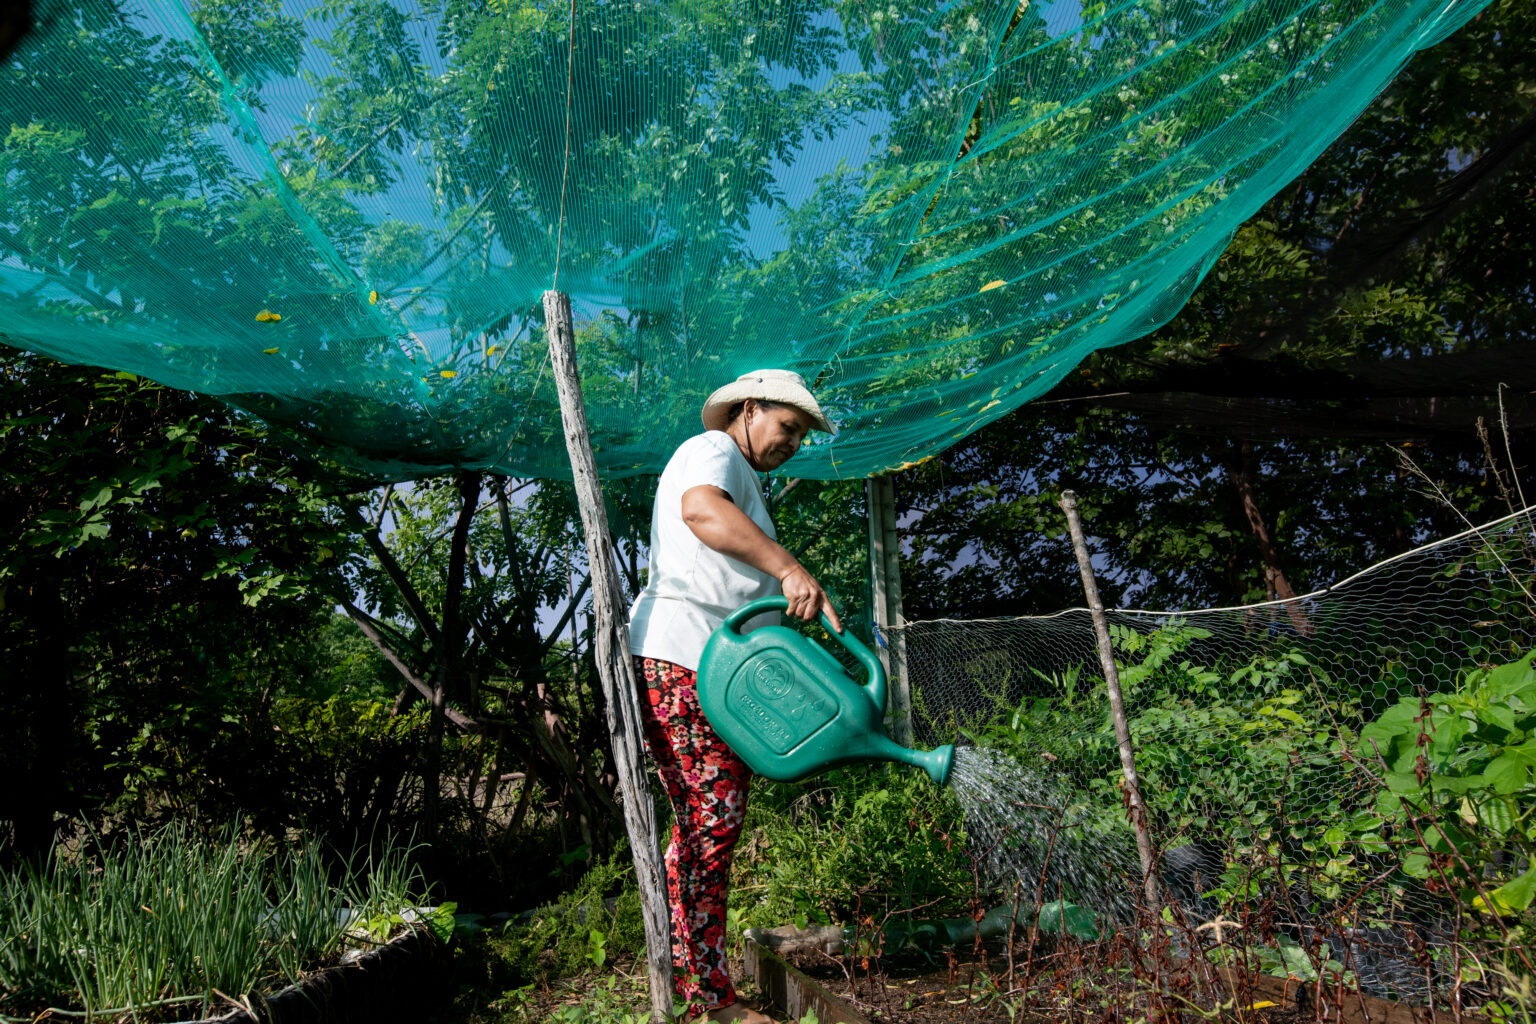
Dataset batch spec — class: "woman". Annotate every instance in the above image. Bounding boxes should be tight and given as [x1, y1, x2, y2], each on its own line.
[628, 369, 842, 1023]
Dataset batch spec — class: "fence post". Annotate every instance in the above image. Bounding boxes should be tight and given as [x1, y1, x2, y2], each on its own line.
[866, 474, 912, 745]
[1058, 490, 1161, 913]
[544, 290, 675, 1021]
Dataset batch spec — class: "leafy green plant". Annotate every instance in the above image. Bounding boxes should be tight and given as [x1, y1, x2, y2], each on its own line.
[584, 927, 608, 969]
[1359, 649, 1536, 910]
[545, 975, 652, 1024]
[473, 850, 646, 988]
[733, 764, 972, 930]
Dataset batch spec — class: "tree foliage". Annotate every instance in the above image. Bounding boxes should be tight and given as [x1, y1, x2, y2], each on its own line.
[898, 0, 1536, 619]
[0, 350, 355, 853]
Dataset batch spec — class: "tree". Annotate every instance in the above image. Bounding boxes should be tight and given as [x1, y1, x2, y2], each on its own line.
[331, 463, 659, 878]
[898, 0, 1536, 619]
[0, 350, 354, 854]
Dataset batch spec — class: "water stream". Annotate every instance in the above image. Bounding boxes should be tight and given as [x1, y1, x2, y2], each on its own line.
[944, 746, 1447, 999]
[946, 746, 1140, 923]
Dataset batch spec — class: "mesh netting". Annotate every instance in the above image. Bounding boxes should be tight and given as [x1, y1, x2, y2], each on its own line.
[0, 0, 1489, 480]
[898, 507, 1536, 998]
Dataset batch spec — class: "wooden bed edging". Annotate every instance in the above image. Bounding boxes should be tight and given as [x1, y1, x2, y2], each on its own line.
[197, 926, 449, 1024]
[1210, 964, 1490, 1024]
[743, 937, 872, 1024]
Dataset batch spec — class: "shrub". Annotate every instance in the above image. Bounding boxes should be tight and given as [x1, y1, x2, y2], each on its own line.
[461, 849, 647, 991]
[732, 764, 972, 930]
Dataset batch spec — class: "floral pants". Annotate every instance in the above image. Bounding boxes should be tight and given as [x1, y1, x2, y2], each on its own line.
[635, 656, 752, 1015]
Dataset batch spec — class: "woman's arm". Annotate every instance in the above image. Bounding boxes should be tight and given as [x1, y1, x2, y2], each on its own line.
[680, 484, 843, 632]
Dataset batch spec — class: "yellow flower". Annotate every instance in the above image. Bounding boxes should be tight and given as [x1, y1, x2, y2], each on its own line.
[368, 290, 378, 305]
[255, 309, 282, 322]
[978, 280, 1006, 292]
[440, 370, 458, 378]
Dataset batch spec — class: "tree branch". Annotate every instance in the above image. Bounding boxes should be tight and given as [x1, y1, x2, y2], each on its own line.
[538, 573, 592, 658]
[1073, 390, 1536, 444]
[343, 504, 442, 647]
[1243, 107, 1536, 359]
[342, 599, 477, 731]
[1048, 343, 1536, 403]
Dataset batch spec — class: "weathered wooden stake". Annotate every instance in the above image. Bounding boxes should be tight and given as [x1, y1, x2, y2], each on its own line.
[1058, 490, 1162, 914]
[866, 474, 913, 745]
[544, 289, 675, 1022]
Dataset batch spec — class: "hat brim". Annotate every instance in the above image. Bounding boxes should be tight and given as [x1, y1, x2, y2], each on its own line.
[701, 380, 835, 435]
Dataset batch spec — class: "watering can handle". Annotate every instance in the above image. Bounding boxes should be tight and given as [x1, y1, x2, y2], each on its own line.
[722, 597, 889, 712]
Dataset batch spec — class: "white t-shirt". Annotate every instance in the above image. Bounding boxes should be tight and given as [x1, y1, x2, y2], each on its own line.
[628, 431, 781, 671]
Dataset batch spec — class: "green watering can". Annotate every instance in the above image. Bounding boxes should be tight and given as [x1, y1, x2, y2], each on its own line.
[697, 597, 954, 786]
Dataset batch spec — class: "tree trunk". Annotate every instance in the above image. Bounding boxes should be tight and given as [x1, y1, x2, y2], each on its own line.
[1223, 440, 1314, 636]
[424, 472, 482, 836]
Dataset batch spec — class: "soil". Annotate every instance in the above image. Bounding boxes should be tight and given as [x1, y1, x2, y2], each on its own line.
[783, 944, 1035, 1022]
[780, 944, 1319, 1024]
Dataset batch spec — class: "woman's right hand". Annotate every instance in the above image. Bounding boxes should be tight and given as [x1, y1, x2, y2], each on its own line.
[779, 564, 843, 633]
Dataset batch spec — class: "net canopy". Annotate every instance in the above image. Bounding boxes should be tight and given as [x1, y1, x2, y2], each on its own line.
[0, 0, 1489, 481]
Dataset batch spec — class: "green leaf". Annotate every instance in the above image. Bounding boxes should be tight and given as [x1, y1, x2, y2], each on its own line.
[79, 483, 113, 511]
[1484, 744, 1536, 795]
[427, 902, 458, 944]
[1356, 832, 1389, 855]
[1473, 866, 1536, 915]
[1359, 701, 1421, 767]
[1278, 938, 1318, 982]
[1477, 797, 1515, 836]
[1427, 772, 1485, 795]
[1484, 652, 1536, 701]
[1475, 704, 1517, 735]
[1427, 716, 1471, 759]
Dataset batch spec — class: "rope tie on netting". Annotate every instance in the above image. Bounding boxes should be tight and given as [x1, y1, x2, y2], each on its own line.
[552, 0, 577, 292]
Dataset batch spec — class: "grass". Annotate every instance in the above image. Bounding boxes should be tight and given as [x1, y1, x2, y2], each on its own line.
[0, 820, 435, 1023]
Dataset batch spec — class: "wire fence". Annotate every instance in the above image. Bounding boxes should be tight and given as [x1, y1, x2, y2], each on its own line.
[893, 507, 1536, 999]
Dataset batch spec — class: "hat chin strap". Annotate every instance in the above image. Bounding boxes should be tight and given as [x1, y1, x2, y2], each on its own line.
[743, 402, 760, 469]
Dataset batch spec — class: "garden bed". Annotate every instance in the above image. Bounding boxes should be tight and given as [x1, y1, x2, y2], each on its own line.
[748, 932, 1458, 1024]
[200, 925, 449, 1024]
[0, 823, 445, 1024]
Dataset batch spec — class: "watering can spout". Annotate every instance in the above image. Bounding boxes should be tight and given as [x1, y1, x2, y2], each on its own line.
[907, 743, 956, 787]
[873, 734, 954, 786]
[697, 598, 958, 785]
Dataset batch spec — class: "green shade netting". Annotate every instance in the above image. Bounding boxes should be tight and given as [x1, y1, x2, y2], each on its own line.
[0, 0, 1488, 481]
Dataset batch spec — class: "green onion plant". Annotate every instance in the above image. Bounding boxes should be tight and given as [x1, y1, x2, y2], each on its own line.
[0, 821, 428, 1023]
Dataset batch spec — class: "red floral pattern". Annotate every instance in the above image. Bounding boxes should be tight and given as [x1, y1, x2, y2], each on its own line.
[636, 656, 752, 1016]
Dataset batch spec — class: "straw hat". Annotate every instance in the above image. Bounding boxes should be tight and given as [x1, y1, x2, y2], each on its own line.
[701, 369, 835, 434]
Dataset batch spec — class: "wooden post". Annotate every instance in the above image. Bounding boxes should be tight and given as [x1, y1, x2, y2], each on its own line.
[1058, 490, 1161, 914]
[544, 290, 675, 1021]
[866, 475, 913, 746]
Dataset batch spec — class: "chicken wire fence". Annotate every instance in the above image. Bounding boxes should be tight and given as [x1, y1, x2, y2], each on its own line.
[892, 506, 1536, 999]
